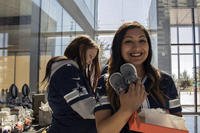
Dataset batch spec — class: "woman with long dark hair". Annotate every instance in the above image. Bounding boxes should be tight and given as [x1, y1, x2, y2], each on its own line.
[94, 22, 182, 133]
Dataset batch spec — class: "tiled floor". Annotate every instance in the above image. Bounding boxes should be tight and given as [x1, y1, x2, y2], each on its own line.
[184, 115, 199, 133]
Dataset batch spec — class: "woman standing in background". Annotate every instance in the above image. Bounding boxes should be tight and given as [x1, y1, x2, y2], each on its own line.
[42, 35, 100, 133]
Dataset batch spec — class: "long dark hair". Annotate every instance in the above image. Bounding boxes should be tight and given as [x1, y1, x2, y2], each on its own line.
[42, 35, 100, 90]
[107, 21, 166, 111]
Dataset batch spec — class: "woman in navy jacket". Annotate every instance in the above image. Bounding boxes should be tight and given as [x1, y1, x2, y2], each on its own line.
[94, 22, 182, 133]
[42, 35, 100, 133]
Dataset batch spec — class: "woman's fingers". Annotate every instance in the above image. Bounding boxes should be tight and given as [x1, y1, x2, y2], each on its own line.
[120, 80, 146, 101]
[130, 80, 147, 103]
[119, 80, 147, 113]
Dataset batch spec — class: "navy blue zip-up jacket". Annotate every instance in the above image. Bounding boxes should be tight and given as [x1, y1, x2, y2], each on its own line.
[47, 60, 97, 133]
[94, 71, 182, 133]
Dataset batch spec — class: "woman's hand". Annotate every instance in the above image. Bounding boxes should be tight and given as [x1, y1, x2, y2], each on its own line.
[119, 79, 147, 114]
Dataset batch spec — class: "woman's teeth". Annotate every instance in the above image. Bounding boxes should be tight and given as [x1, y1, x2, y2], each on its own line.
[130, 53, 142, 57]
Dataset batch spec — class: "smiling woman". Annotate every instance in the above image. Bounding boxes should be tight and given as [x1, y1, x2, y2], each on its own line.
[121, 28, 149, 70]
[94, 21, 182, 133]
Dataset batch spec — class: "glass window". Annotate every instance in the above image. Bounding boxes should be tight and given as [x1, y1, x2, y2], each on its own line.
[62, 6, 83, 32]
[196, 46, 200, 53]
[32, 0, 40, 6]
[83, 0, 95, 16]
[175, 26, 199, 44]
[0, 33, 4, 47]
[98, 0, 151, 30]
[179, 45, 200, 53]
[62, 37, 71, 46]
[171, 45, 177, 53]
[0, 52, 29, 91]
[39, 54, 51, 89]
[0, 33, 8, 48]
[0, 55, 14, 90]
[179, 54, 195, 112]
[41, 0, 62, 32]
[170, 27, 177, 44]
[15, 54, 30, 89]
[195, 27, 199, 43]
[179, 27, 193, 43]
[55, 45, 62, 56]
[61, 45, 67, 55]
[180, 55, 193, 78]
[62, 11, 74, 32]
[179, 45, 193, 53]
[171, 54, 178, 77]
[0, 49, 7, 56]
